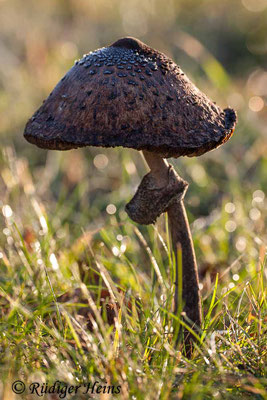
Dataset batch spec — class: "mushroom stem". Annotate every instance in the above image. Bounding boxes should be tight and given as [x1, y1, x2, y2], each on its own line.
[142, 151, 169, 188]
[167, 199, 202, 326]
[142, 151, 202, 340]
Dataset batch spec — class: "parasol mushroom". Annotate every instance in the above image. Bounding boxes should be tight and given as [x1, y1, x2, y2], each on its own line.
[24, 37, 237, 349]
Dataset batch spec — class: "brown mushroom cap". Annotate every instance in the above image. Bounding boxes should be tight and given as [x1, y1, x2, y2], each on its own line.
[24, 37, 237, 158]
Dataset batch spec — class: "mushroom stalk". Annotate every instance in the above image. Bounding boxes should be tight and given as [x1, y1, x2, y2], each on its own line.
[141, 150, 170, 188]
[142, 151, 202, 332]
[167, 199, 202, 326]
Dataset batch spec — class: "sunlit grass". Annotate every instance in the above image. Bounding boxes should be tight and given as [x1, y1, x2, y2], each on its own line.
[0, 146, 266, 399]
[1, 0, 267, 397]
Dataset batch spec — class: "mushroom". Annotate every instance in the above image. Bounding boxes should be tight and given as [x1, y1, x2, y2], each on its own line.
[24, 37, 237, 348]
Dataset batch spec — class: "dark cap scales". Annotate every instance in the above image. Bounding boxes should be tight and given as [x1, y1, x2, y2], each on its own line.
[24, 37, 237, 158]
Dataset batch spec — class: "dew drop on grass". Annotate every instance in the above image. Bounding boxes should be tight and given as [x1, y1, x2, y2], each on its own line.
[2, 205, 13, 218]
[249, 208, 261, 221]
[39, 216, 48, 233]
[160, 294, 166, 302]
[34, 242, 41, 251]
[225, 220, 237, 232]
[67, 372, 74, 380]
[235, 236, 247, 252]
[50, 253, 59, 270]
[120, 243, 126, 253]
[112, 246, 120, 256]
[233, 274, 239, 281]
[7, 237, 14, 245]
[253, 189, 265, 202]
[225, 202, 235, 213]
[117, 234, 123, 241]
[3, 228, 11, 236]
[106, 204, 116, 215]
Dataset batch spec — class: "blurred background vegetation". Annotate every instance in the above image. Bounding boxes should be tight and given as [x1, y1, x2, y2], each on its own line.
[1, 0, 266, 267]
[0, 1, 266, 398]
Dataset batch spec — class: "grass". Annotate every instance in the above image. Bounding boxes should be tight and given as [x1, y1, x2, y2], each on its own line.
[0, 144, 266, 400]
[1, 0, 267, 397]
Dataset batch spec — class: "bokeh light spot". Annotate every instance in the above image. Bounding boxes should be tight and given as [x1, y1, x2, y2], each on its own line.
[253, 190, 265, 202]
[2, 205, 13, 218]
[106, 204, 116, 215]
[242, 0, 267, 12]
[39, 216, 48, 233]
[112, 246, 120, 256]
[120, 243, 127, 253]
[225, 202, 236, 213]
[233, 274, 239, 281]
[248, 96, 264, 112]
[93, 154, 109, 170]
[49, 253, 59, 270]
[235, 236, 247, 252]
[225, 220, 237, 232]
[249, 208, 261, 221]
